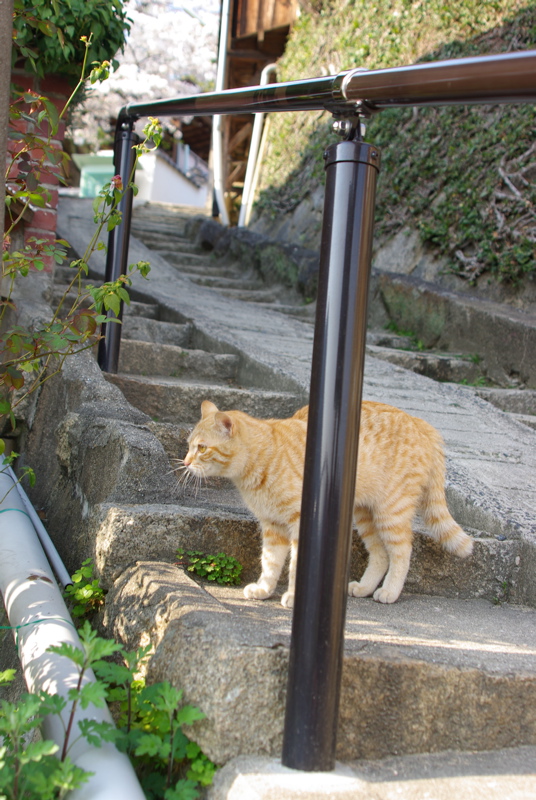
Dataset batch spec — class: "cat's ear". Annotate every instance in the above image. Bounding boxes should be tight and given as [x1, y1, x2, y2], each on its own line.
[215, 411, 234, 436]
[201, 400, 219, 418]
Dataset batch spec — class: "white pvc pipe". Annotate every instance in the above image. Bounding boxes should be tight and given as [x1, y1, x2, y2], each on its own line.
[211, 0, 231, 226]
[237, 63, 277, 228]
[7, 466, 72, 589]
[0, 469, 145, 800]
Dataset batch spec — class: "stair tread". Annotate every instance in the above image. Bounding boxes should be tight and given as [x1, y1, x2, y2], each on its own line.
[157, 250, 213, 263]
[118, 339, 239, 379]
[169, 264, 242, 278]
[219, 747, 536, 799]
[205, 583, 536, 674]
[188, 275, 263, 290]
[105, 562, 536, 763]
[215, 287, 280, 302]
[109, 373, 297, 396]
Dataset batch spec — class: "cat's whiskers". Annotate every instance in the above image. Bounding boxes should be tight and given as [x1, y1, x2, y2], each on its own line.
[174, 458, 207, 498]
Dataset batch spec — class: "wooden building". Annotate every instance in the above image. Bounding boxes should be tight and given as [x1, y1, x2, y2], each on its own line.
[220, 0, 299, 221]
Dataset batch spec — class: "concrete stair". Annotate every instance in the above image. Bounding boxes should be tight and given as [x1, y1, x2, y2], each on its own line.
[130, 205, 317, 321]
[133, 204, 536, 427]
[44, 200, 536, 791]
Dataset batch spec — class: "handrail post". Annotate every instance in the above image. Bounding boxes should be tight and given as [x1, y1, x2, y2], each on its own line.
[97, 117, 138, 373]
[282, 125, 380, 771]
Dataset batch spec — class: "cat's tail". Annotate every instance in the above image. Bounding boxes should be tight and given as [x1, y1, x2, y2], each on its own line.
[420, 431, 473, 558]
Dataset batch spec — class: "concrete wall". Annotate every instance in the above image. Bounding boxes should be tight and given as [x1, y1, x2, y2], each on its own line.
[137, 152, 208, 207]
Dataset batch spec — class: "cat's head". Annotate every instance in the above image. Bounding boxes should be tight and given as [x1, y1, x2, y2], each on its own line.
[184, 400, 243, 479]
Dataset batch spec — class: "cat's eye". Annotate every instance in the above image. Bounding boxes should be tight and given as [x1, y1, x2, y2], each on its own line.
[197, 444, 207, 453]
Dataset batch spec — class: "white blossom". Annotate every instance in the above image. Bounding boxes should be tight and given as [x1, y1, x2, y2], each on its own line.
[70, 0, 220, 148]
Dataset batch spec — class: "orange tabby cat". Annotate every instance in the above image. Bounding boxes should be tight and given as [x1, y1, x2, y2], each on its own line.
[183, 400, 473, 607]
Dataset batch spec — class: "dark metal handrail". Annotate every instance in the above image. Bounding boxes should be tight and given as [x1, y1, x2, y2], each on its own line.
[117, 50, 536, 123]
[98, 48, 536, 773]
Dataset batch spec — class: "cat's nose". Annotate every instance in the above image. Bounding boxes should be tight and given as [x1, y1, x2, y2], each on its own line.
[184, 454, 192, 466]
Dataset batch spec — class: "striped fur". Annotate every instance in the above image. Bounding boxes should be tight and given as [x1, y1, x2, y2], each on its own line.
[184, 400, 473, 608]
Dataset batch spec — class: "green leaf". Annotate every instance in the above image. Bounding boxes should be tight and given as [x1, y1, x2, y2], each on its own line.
[0, 669, 16, 685]
[72, 681, 108, 710]
[152, 683, 184, 714]
[103, 293, 120, 317]
[38, 691, 67, 717]
[22, 467, 36, 488]
[177, 704, 205, 726]
[117, 286, 130, 305]
[47, 642, 85, 668]
[78, 718, 118, 747]
[134, 732, 171, 760]
[92, 659, 133, 687]
[92, 195, 103, 216]
[27, 192, 47, 208]
[20, 739, 59, 764]
[164, 779, 199, 800]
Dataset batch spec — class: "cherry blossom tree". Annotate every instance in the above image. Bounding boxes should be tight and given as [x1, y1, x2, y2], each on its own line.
[70, 0, 220, 149]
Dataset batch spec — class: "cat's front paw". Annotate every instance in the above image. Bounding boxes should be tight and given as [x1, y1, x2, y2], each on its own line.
[373, 585, 401, 604]
[281, 591, 294, 609]
[348, 580, 373, 598]
[244, 583, 272, 601]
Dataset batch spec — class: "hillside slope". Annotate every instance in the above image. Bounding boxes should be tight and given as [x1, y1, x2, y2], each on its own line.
[251, 1, 536, 303]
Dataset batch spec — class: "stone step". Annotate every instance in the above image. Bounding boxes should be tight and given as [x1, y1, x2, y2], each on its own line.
[211, 747, 536, 799]
[123, 300, 160, 319]
[118, 339, 239, 381]
[247, 301, 317, 322]
[122, 317, 193, 347]
[215, 287, 281, 303]
[150, 241, 201, 255]
[444, 383, 536, 421]
[187, 275, 264, 291]
[508, 412, 536, 430]
[103, 562, 536, 765]
[474, 387, 536, 416]
[366, 344, 484, 385]
[153, 250, 214, 268]
[105, 374, 302, 424]
[172, 262, 243, 278]
[89, 501, 259, 589]
[53, 266, 95, 285]
[133, 231, 194, 248]
[367, 330, 418, 350]
[131, 213, 194, 238]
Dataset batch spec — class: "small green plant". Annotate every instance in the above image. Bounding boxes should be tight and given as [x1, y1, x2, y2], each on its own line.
[0, 449, 35, 504]
[0, 671, 89, 800]
[176, 549, 243, 586]
[458, 376, 488, 387]
[63, 558, 105, 619]
[493, 579, 509, 605]
[385, 320, 415, 337]
[0, 622, 215, 799]
[385, 321, 427, 352]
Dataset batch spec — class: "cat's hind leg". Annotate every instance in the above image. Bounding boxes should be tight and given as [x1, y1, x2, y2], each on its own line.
[348, 506, 389, 598]
[372, 510, 414, 604]
[244, 525, 289, 601]
[281, 538, 298, 609]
